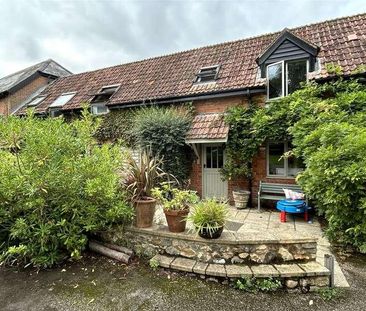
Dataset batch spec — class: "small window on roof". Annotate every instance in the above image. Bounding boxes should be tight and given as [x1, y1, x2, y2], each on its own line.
[91, 85, 119, 103]
[49, 92, 76, 108]
[195, 65, 219, 83]
[27, 96, 46, 107]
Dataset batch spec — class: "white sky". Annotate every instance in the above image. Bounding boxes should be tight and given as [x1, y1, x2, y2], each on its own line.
[0, 0, 364, 77]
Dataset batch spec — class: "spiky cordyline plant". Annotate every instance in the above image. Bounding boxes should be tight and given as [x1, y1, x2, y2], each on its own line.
[124, 149, 167, 201]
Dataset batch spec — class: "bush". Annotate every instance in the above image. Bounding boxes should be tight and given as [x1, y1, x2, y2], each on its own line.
[131, 105, 193, 183]
[0, 110, 133, 268]
[94, 109, 136, 145]
[224, 78, 366, 252]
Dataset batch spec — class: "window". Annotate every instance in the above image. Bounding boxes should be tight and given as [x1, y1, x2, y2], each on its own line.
[205, 146, 224, 169]
[91, 85, 119, 103]
[267, 142, 304, 177]
[91, 104, 109, 115]
[27, 96, 46, 107]
[195, 65, 219, 83]
[49, 109, 63, 118]
[267, 59, 308, 100]
[49, 92, 76, 108]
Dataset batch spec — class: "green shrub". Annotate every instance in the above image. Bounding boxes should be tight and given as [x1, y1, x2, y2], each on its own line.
[131, 105, 193, 183]
[0, 110, 133, 268]
[94, 109, 136, 145]
[224, 78, 366, 252]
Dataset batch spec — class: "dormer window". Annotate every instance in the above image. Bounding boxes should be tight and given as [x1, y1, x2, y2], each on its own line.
[195, 65, 219, 83]
[267, 59, 308, 100]
[90, 84, 119, 115]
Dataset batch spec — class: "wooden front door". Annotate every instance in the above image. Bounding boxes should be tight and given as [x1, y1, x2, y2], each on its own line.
[202, 145, 228, 199]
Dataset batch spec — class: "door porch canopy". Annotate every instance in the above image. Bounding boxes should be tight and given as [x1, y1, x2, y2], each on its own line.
[185, 113, 229, 163]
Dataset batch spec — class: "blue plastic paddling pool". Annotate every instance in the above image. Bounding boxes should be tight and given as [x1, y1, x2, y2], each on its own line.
[276, 200, 308, 222]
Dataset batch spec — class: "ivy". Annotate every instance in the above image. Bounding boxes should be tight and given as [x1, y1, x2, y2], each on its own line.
[224, 78, 366, 252]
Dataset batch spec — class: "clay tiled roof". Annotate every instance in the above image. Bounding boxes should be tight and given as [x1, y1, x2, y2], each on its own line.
[23, 13, 366, 114]
[186, 113, 229, 142]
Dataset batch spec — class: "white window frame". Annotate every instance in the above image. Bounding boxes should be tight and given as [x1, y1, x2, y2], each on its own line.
[267, 59, 309, 100]
[49, 92, 76, 108]
[91, 103, 110, 116]
[267, 61, 284, 101]
[194, 65, 220, 84]
[27, 95, 46, 107]
[285, 59, 309, 96]
[266, 141, 304, 178]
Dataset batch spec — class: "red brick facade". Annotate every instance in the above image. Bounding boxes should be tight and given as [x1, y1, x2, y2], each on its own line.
[0, 75, 51, 115]
[188, 93, 296, 207]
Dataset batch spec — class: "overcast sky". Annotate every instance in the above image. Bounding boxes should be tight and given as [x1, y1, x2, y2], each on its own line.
[0, 0, 364, 77]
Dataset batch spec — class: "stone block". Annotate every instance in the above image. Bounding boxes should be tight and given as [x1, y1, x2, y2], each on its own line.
[206, 264, 227, 277]
[170, 257, 196, 272]
[251, 265, 280, 277]
[307, 276, 329, 287]
[225, 265, 252, 278]
[153, 254, 175, 269]
[193, 262, 208, 275]
[274, 264, 307, 277]
[285, 279, 298, 289]
[298, 262, 330, 276]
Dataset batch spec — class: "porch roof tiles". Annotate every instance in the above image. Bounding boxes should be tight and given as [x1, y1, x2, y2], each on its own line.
[186, 113, 229, 143]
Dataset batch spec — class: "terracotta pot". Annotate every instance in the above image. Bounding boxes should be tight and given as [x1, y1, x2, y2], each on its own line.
[198, 226, 224, 239]
[233, 190, 250, 209]
[164, 208, 189, 233]
[134, 197, 156, 228]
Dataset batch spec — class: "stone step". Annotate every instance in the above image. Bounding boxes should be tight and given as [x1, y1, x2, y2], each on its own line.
[152, 254, 330, 280]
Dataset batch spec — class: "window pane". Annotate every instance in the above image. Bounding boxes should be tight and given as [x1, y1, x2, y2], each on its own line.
[218, 146, 224, 168]
[212, 147, 218, 168]
[287, 142, 305, 177]
[206, 147, 212, 168]
[287, 60, 307, 94]
[268, 143, 285, 175]
[268, 63, 283, 99]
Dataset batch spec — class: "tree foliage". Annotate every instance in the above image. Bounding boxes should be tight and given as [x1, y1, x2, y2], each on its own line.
[224, 78, 366, 252]
[131, 105, 193, 184]
[0, 111, 133, 267]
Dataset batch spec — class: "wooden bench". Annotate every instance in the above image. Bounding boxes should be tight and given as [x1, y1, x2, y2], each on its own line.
[257, 181, 305, 211]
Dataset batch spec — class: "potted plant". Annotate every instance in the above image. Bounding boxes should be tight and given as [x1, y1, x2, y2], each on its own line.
[152, 183, 199, 233]
[232, 189, 250, 209]
[187, 199, 229, 239]
[124, 150, 166, 228]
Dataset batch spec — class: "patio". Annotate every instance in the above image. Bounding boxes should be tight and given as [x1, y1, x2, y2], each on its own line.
[103, 205, 349, 287]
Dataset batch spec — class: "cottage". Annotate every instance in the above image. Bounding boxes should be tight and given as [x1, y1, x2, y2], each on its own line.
[17, 14, 366, 205]
[0, 59, 71, 116]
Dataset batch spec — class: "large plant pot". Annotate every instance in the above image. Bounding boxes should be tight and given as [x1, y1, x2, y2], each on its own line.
[164, 208, 189, 233]
[233, 190, 250, 209]
[198, 226, 224, 239]
[134, 197, 156, 228]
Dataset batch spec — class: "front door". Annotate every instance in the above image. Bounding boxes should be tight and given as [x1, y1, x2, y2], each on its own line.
[203, 145, 228, 199]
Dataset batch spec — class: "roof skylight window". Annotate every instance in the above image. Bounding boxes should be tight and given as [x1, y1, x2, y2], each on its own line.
[27, 96, 46, 107]
[91, 85, 120, 103]
[195, 65, 220, 83]
[49, 92, 76, 108]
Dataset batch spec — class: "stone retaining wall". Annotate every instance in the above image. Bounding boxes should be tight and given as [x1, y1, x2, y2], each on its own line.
[101, 226, 317, 265]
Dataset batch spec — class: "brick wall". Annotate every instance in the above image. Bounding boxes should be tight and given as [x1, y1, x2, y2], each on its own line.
[0, 74, 51, 115]
[189, 95, 260, 203]
[251, 146, 296, 207]
[188, 93, 296, 207]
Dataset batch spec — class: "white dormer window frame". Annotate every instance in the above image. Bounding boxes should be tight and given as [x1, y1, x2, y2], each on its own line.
[267, 59, 309, 101]
[194, 65, 220, 84]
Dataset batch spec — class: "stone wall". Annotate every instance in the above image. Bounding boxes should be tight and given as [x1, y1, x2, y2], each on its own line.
[101, 227, 317, 265]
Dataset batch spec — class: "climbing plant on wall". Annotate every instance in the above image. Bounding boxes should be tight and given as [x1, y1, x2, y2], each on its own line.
[224, 77, 366, 252]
